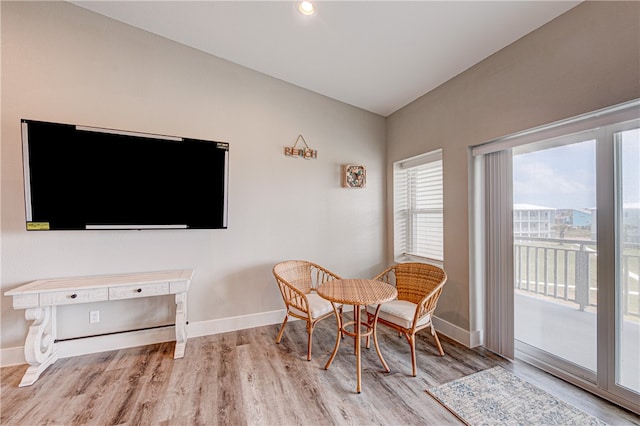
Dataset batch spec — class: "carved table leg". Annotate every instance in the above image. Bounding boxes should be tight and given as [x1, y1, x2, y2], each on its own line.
[20, 306, 58, 387]
[174, 292, 188, 359]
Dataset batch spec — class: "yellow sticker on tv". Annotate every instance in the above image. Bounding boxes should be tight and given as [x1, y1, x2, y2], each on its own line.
[27, 222, 50, 231]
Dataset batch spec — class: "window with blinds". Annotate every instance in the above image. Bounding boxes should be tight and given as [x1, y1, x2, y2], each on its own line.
[393, 149, 443, 262]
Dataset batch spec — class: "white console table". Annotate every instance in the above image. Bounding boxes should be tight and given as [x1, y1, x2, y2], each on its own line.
[5, 269, 193, 387]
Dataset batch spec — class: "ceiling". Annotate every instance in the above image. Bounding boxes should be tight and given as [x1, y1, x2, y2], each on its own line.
[71, 1, 580, 117]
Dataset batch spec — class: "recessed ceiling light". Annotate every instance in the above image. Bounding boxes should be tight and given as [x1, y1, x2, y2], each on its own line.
[297, 0, 316, 16]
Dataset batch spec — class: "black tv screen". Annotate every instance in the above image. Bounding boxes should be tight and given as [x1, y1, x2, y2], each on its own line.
[22, 119, 229, 230]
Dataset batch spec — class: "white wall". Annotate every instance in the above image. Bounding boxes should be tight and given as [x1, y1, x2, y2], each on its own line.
[1, 2, 386, 351]
[387, 1, 640, 336]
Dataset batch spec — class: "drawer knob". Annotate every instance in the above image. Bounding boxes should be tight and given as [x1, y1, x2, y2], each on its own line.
[136, 288, 142, 293]
[70, 293, 78, 299]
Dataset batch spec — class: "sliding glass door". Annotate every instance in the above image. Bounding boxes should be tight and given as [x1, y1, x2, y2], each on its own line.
[513, 134, 598, 381]
[614, 127, 640, 397]
[473, 102, 639, 411]
[511, 119, 640, 410]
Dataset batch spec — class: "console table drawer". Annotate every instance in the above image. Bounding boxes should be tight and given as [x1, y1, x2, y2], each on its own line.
[109, 282, 169, 300]
[40, 288, 109, 306]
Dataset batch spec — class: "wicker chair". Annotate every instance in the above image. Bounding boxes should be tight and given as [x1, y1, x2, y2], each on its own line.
[366, 262, 447, 376]
[273, 260, 342, 361]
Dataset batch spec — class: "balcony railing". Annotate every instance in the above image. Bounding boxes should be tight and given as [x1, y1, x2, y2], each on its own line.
[514, 237, 640, 318]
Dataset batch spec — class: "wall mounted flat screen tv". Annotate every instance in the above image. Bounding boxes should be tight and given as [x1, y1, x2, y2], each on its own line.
[22, 119, 229, 231]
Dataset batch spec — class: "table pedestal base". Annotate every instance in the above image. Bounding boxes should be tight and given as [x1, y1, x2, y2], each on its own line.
[325, 304, 389, 393]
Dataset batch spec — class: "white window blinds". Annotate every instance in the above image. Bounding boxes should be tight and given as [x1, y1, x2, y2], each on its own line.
[394, 149, 443, 262]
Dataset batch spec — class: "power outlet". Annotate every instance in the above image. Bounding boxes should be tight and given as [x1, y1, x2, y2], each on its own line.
[89, 310, 100, 324]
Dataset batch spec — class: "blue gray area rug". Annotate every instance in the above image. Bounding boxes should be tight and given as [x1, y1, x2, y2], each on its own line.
[426, 366, 606, 425]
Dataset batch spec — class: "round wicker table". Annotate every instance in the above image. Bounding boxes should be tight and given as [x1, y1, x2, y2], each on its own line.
[317, 279, 397, 393]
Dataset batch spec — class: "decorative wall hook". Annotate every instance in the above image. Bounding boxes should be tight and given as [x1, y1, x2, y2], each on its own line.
[284, 134, 317, 159]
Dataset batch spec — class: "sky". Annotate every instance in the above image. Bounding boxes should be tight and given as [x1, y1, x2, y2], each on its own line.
[513, 128, 639, 210]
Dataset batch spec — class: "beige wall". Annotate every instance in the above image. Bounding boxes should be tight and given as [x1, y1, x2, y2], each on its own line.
[1, 2, 386, 349]
[387, 1, 640, 332]
[2, 1, 639, 355]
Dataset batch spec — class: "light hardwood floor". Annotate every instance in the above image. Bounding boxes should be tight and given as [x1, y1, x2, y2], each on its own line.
[1, 314, 638, 425]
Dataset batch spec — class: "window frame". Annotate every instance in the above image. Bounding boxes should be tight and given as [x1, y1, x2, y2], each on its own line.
[393, 148, 444, 265]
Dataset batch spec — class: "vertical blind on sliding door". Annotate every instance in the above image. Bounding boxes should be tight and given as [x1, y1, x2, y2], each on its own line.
[481, 149, 514, 359]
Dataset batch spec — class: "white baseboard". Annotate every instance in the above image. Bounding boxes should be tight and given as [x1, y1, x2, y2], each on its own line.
[0, 309, 287, 368]
[432, 316, 481, 348]
[1, 309, 477, 368]
[0, 346, 26, 368]
[187, 309, 285, 338]
[0, 327, 178, 368]
[60, 327, 177, 359]
[468, 328, 484, 348]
